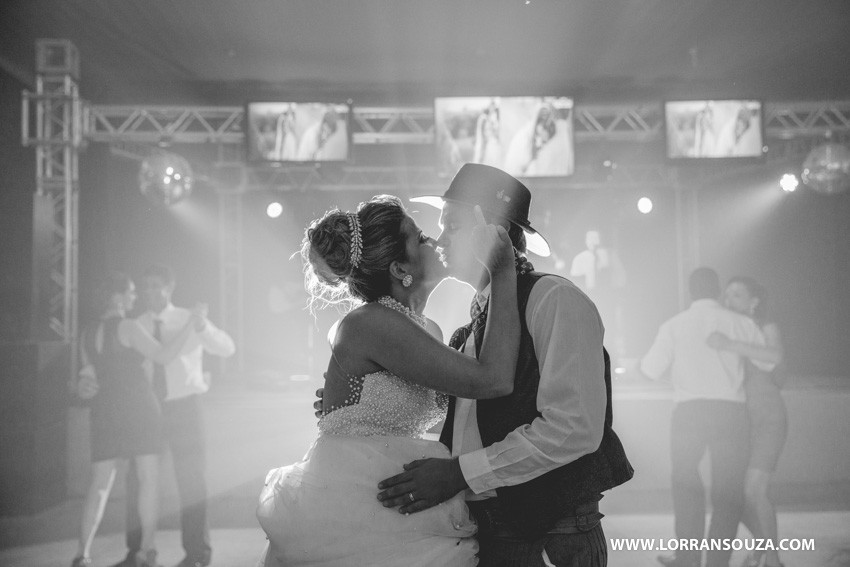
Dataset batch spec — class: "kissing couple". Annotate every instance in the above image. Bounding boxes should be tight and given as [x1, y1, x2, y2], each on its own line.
[257, 163, 633, 567]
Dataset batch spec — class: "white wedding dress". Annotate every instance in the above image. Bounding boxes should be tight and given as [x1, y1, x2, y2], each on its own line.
[257, 331, 478, 566]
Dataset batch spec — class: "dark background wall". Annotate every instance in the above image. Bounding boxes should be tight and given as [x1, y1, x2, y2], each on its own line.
[0, 68, 36, 342]
[696, 172, 850, 377]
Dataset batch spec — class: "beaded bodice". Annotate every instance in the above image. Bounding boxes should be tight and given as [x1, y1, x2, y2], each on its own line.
[318, 370, 446, 438]
[317, 295, 446, 439]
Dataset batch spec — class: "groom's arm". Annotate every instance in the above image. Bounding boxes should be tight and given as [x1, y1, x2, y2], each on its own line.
[458, 277, 605, 494]
[378, 276, 606, 512]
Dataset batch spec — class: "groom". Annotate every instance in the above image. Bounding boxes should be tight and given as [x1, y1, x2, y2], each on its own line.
[377, 163, 633, 566]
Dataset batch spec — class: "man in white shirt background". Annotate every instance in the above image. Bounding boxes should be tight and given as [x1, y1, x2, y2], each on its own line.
[115, 264, 235, 567]
[640, 267, 774, 567]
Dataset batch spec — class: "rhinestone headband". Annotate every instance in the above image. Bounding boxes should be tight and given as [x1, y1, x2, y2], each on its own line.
[347, 212, 363, 269]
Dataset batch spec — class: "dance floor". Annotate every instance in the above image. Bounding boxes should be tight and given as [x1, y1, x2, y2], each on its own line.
[2, 504, 849, 566]
[2, 381, 849, 566]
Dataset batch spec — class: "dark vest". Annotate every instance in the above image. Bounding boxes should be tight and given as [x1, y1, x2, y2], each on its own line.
[440, 271, 633, 537]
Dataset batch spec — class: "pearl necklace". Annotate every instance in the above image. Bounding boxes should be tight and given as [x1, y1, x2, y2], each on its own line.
[377, 296, 428, 328]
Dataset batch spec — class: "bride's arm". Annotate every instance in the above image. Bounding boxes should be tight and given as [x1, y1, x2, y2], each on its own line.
[338, 224, 519, 399]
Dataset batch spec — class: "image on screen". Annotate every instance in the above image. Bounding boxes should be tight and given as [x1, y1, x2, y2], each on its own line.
[434, 96, 574, 178]
[664, 99, 764, 159]
[245, 102, 350, 163]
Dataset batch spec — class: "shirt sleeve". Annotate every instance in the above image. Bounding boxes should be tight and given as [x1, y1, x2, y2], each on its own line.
[640, 320, 674, 380]
[459, 277, 607, 493]
[197, 320, 236, 357]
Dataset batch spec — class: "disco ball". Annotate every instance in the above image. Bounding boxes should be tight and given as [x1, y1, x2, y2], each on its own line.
[801, 143, 850, 196]
[138, 152, 194, 206]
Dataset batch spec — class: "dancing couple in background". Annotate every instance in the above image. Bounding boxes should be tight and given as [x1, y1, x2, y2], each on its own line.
[72, 265, 235, 567]
[641, 268, 786, 567]
[257, 163, 633, 566]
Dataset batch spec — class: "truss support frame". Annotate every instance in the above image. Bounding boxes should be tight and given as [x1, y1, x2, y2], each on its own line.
[21, 40, 82, 359]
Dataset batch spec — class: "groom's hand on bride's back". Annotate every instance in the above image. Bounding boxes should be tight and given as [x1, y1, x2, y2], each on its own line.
[376, 457, 468, 514]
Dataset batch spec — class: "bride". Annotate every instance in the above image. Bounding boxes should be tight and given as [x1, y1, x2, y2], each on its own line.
[257, 194, 519, 566]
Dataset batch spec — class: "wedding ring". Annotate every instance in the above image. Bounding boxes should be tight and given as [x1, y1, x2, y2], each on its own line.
[407, 492, 415, 502]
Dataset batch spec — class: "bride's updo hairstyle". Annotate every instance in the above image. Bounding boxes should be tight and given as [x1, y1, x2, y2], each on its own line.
[301, 194, 408, 309]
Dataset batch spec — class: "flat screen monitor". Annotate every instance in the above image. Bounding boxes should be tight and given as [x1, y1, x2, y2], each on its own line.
[245, 101, 351, 163]
[664, 99, 764, 160]
[434, 96, 574, 178]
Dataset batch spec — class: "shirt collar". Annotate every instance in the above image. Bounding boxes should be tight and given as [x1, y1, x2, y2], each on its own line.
[474, 284, 491, 309]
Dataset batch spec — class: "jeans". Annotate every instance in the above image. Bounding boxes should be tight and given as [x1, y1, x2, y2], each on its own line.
[128, 395, 211, 562]
[477, 523, 608, 567]
[671, 400, 748, 567]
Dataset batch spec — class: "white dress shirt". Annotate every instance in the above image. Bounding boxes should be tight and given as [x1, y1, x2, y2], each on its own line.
[640, 298, 774, 404]
[136, 304, 235, 401]
[452, 275, 607, 496]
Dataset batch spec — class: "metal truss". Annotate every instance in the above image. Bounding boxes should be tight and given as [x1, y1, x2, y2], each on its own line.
[574, 104, 662, 141]
[765, 101, 850, 139]
[86, 106, 437, 146]
[21, 39, 82, 350]
[87, 100, 850, 149]
[88, 105, 244, 145]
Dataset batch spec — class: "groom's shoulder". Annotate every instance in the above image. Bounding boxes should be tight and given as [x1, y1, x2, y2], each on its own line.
[525, 270, 579, 294]
[526, 271, 597, 311]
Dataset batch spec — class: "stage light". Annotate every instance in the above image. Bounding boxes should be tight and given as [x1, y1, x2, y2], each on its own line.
[637, 197, 653, 214]
[266, 201, 283, 218]
[779, 173, 799, 193]
[138, 152, 193, 206]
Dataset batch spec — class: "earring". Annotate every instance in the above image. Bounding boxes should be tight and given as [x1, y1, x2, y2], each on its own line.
[402, 274, 413, 288]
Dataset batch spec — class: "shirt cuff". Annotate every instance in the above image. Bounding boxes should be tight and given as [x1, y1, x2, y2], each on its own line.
[458, 449, 498, 495]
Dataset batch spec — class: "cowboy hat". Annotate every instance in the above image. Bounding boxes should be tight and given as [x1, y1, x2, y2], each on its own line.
[411, 163, 551, 257]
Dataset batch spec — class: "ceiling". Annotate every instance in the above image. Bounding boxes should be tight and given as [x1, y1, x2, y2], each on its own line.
[2, 0, 850, 106]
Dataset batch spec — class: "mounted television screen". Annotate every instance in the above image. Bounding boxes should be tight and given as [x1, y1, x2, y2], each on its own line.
[434, 96, 574, 178]
[245, 101, 351, 163]
[664, 99, 764, 160]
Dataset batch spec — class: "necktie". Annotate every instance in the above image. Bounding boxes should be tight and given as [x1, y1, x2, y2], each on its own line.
[470, 293, 484, 320]
[470, 293, 488, 335]
[441, 293, 489, 449]
[152, 319, 168, 402]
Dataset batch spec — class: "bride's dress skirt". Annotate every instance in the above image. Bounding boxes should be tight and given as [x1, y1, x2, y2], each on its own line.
[257, 434, 478, 566]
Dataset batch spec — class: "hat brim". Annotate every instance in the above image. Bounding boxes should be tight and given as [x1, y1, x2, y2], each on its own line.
[410, 195, 551, 258]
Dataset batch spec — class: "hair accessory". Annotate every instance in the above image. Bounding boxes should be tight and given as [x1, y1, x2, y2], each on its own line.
[347, 212, 363, 269]
[402, 274, 413, 288]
